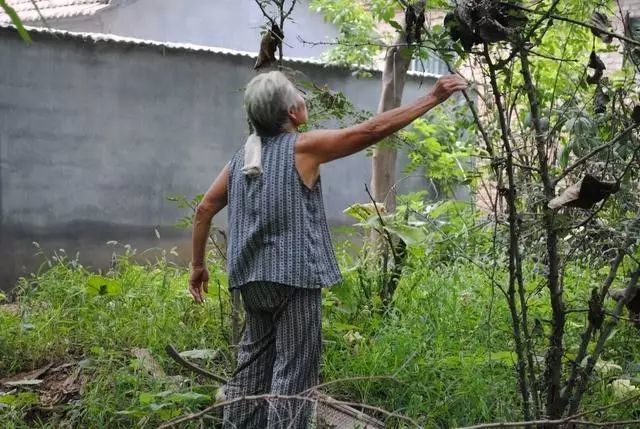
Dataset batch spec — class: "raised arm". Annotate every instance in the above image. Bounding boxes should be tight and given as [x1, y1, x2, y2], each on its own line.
[189, 164, 229, 303]
[296, 75, 467, 164]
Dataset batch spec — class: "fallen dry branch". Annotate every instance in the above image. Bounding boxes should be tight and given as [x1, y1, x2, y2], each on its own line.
[157, 392, 416, 429]
[457, 393, 640, 429]
[165, 344, 228, 384]
[157, 375, 408, 429]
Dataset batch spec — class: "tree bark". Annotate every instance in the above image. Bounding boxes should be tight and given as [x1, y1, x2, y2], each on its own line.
[519, 52, 564, 421]
[370, 6, 420, 212]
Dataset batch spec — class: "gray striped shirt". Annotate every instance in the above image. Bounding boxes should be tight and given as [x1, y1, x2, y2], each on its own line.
[227, 132, 342, 289]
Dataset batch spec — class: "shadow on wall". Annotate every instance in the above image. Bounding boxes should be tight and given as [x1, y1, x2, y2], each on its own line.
[0, 221, 192, 293]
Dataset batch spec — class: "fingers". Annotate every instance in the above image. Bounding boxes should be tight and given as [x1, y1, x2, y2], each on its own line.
[440, 75, 467, 90]
[189, 286, 202, 304]
[189, 282, 203, 304]
[189, 275, 205, 304]
[188, 267, 209, 304]
[431, 75, 467, 102]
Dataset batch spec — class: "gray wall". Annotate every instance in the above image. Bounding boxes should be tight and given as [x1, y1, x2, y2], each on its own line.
[37, 0, 338, 59]
[0, 26, 435, 291]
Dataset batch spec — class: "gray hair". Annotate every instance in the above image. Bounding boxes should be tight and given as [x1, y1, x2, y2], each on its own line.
[244, 71, 304, 136]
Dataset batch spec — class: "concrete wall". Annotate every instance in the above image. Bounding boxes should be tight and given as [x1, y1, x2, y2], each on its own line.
[0, 27, 436, 291]
[35, 0, 338, 59]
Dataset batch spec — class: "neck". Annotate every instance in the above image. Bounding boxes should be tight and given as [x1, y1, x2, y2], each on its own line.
[283, 122, 298, 133]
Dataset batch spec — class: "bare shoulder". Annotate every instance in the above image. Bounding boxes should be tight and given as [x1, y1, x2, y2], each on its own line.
[295, 129, 324, 154]
[295, 129, 343, 154]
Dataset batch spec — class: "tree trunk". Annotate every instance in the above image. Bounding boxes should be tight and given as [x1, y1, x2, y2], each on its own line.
[370, 9, 419, 212]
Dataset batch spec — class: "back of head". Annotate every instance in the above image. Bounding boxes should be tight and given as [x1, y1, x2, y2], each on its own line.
[244, 71, 303, 137]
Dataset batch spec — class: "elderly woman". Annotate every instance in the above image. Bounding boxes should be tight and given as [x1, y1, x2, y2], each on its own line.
[189, 71, 466, 428]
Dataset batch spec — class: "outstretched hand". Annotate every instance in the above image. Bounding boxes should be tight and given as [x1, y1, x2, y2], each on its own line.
[189, 265, 209, 304]
[428, 74, 468, 103]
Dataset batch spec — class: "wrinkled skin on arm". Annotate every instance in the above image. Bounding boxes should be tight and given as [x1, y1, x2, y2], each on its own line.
[294, 74, 467, 188]
[189, 165, 229, 303]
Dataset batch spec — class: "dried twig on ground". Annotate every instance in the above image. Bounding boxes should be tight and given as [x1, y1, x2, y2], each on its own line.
[165, 344, 228, 384]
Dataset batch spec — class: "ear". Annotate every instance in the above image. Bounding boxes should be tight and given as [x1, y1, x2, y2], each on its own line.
[288, 105, 301, 124]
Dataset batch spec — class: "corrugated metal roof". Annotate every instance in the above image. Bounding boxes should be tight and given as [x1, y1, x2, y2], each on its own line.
[0, 24, 439, 80]
[0, 0, 112, 23]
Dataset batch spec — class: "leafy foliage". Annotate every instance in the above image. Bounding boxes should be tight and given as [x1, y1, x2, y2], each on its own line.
[2, 243, 639, 427]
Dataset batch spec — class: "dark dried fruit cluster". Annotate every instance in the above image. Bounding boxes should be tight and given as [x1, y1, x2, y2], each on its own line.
[444, 0, 527, 52]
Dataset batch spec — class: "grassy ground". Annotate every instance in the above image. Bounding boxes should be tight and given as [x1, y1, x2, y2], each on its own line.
[1, 246, 639, 427]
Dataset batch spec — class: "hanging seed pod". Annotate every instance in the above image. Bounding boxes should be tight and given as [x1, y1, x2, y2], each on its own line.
[590, 11, 614, 44]
[548, 174, 620, 210]
[588, 288, 605, 329]
[414, 4, 425, 44]
[586, 51, 606, 85]
[631, 105, 640, 124]
[444, 0, 526, 52]
[405, 4, 416, 45]
[254, 23, 283, 70]
[444, 10, 482, 52]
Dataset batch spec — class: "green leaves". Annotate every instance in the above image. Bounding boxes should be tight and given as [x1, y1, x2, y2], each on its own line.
[0, 0, 31, 43]
[384, 223, 427, 245]
[119, 390, 212, 421]
[86, 275, 123, 297]
[0, 392, 39, 408]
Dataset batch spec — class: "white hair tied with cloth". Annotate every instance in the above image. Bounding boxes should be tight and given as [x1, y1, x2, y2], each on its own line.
[242, 71, 305, 177]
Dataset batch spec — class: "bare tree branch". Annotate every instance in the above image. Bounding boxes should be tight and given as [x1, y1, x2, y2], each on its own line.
[253, 0, 276, 26]
[484, 43, 532, 420]
[165, 344, 228, 384]
[555, 123, 640, 186]
[283, 0, 297, 20]
[505, 2, 640, 48]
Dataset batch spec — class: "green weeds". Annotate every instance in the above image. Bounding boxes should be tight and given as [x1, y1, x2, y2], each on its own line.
[1, 245, 638, 427]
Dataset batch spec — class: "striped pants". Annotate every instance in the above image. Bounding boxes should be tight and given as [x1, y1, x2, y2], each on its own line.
[222, 282, 321, 429]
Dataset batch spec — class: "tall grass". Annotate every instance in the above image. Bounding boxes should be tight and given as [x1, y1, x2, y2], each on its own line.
[1, 245, 639, 427]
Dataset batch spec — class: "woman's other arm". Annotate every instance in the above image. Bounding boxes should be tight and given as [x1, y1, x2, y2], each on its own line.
[189, 164, 229, 303]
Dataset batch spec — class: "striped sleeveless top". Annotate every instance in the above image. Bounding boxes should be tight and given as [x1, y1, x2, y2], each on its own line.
[226, 132, 342, 289]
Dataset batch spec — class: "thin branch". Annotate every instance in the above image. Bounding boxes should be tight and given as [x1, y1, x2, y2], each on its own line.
[569, 267, 640, 414]
[364, 183, 399, 263]
[301, 375, 397, 396]
[443, 61, 493, 158]
[528, 49, 580, 62]
[157, 391, 418, 429]
[555, 123, 639, 185]
[298, 35, 460, 56]
[504, 2, 640, 48]
[253, 0, 276, 26]
[561, 248, 627, 404]
[283, 0, 297, 20]
[165, 344, 228, 384]
[484, 43, 532, 421]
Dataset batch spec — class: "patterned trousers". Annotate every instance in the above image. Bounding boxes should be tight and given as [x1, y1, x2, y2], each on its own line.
[222, 282, 321, 429]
